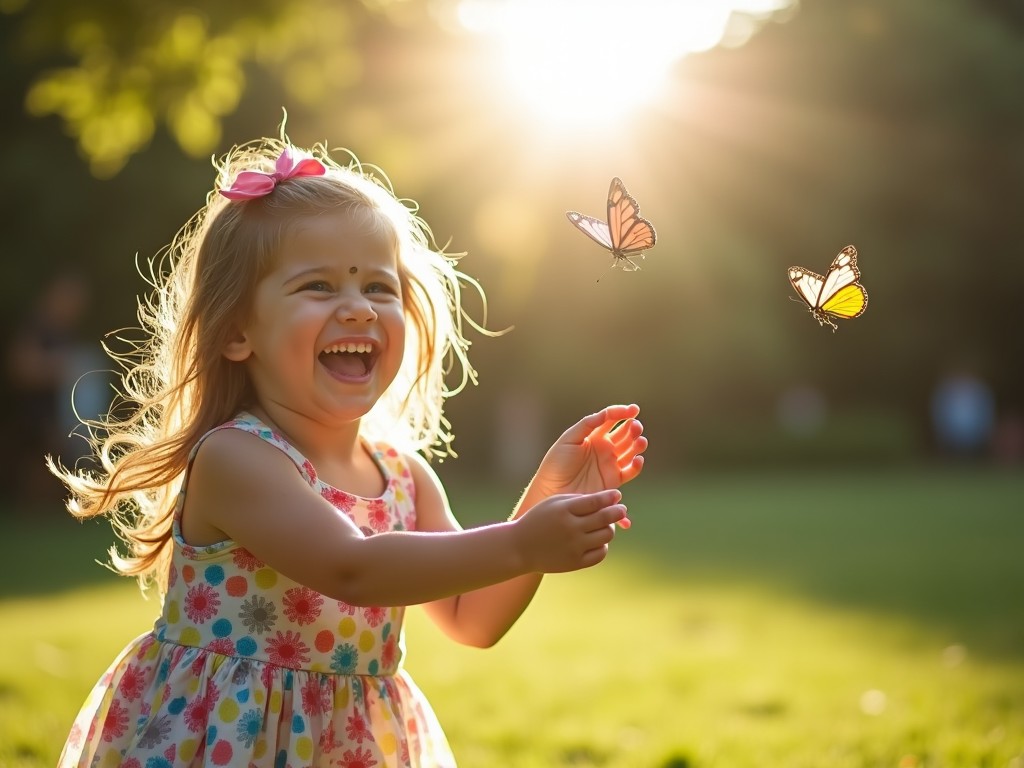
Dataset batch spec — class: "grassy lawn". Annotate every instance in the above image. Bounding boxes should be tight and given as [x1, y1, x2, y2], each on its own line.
[1, 467, 1022, 766]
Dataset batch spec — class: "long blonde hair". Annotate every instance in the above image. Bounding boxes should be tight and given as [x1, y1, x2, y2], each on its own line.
[49, 136, 492, 595]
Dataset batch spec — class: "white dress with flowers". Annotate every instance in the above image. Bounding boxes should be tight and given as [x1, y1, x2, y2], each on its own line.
[59, 412, 456, 768]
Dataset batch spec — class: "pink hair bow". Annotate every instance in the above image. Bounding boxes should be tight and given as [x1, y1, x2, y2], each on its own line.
[219, 146, 326, 200]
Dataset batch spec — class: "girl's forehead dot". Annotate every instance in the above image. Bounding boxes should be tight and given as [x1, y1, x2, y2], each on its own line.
[349, 266, 358, 274]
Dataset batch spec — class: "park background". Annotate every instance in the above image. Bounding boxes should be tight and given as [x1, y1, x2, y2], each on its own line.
[0, 0, 1022, 765]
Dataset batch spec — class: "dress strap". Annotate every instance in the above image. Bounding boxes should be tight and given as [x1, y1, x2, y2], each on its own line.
[173, 412, 319, 525]
[212, 411, 319, 486]
[365, 442, 417, 506]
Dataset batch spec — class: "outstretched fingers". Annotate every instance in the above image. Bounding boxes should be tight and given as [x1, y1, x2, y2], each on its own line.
[610, 417, 643, 449]
[616, 429, 647, 461]
[560, 404, 641, 446]
[609, 417, 647, 482]
[610, 420, 645, 460]
[618, 453, 645, 486]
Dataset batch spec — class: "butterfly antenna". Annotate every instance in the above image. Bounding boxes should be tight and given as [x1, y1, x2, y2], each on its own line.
[596, 258, 617, 283]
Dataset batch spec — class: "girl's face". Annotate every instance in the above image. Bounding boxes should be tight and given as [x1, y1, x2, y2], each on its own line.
[224, 210, 406, 428]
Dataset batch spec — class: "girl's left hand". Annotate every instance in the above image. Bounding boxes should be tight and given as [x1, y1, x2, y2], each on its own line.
[531, 404, 647, 523]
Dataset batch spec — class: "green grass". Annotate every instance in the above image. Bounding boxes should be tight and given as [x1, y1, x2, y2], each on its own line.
[2, 467, 1023, 766]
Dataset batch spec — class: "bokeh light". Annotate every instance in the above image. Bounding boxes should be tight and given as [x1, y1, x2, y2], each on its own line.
[455, 0, 794, 131]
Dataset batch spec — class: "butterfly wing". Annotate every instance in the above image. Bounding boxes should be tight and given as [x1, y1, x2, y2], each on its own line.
[566, 178, 656, 271]
[565, 211, 614, 250]
[788, 266, 827, 309]
[818, 245, 861, 304]
[788, 245, 868, 329]
[606, 177, 657, 256]
[821, 282, 868, 319]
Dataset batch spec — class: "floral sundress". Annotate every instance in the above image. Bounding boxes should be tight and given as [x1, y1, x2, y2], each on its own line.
[59, 412, 455, 767]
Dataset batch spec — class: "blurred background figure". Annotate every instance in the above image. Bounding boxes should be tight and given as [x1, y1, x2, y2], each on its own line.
[776, 384, 827, 439]
[3, 270, 95, 506]
[993, 409, 1024, 466]
[930, 366, 996, 460]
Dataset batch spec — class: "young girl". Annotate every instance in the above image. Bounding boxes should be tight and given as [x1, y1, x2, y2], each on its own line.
[51, 136, 646, 767]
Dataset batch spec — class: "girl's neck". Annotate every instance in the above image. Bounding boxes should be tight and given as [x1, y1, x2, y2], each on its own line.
[248, 404, 364, 468]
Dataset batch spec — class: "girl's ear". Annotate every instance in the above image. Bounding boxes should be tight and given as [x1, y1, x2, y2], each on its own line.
[222, 329, 252, 362]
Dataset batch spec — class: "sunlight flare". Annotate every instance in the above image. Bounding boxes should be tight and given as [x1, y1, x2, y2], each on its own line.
[456, 0, 793, 129]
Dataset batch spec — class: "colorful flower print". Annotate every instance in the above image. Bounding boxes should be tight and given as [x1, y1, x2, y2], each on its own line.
[339, 745, 379, 768]
[301, 676, 331, 716]
[265, 630, 311, 667]
[238, 595, 277, 634]
[232, 548, 264, 572]
[136, 714, 173, 748]
[58, 420, 455, 767]
[116, 664, 145, 702]
[322, 485, 357, 512]
[184, 583, 221, 624]
[206, 637, 235, 655]
[283, 586, 324, 625]
[380, 634, 399, 671]
[367, 499, 390, 531]
[101, 699, 129, 741]
[331, 643, 359, 674]
[345, 711, 372, 743]
[236, 709, 262, 748]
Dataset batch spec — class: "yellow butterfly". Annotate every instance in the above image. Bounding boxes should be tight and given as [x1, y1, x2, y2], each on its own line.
[788, 245, 869, 331]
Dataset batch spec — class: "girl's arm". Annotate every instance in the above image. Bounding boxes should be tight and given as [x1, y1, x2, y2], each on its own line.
[184, 428, 627, 608]
[418, 404, 647, 648]
[410, 454, 545, 648]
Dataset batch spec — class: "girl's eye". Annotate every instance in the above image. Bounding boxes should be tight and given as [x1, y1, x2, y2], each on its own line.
[365, 282, 398, 295]
[302, 280, 333, 293]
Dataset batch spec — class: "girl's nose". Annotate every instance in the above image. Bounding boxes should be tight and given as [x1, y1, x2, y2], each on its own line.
[336, 291, 377, 323]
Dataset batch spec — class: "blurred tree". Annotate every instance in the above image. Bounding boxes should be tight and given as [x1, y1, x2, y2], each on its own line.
[1, 0, 1021, 474]
[975, 0, 1024, 30]
[5, 0, 392, 177]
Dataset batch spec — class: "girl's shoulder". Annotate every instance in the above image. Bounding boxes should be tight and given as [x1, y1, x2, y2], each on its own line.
[177, 415, 317, 545]
[196, 412, 317, 484]
[188, 413, 425, 505]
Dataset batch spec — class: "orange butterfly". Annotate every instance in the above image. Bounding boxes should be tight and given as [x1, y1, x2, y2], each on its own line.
[566, 177, 657, 271]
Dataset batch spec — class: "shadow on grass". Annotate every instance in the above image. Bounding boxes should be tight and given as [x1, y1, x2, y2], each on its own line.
[2, 465, 1022, 662]
[0, 510, 125, 599]
[614, 465, 1024, 662]
[443, 464, 1024, 662]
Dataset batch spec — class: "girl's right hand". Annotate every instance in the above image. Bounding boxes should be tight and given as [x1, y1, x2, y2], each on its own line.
[512, 489, 627, 573]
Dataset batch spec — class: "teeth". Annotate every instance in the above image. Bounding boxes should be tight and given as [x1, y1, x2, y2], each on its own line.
[324, 342, 373, 354]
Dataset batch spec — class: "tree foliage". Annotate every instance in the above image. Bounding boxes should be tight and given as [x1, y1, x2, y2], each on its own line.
[2, 0, 1021, 471]
[8, 0, 381, 176]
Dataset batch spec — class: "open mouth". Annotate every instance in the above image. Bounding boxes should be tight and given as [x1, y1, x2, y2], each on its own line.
[319, 341, 379, 378]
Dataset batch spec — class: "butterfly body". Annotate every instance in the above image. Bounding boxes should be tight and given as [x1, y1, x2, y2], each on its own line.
[788, 245, 868, 331]
[566, 177, 656, 271]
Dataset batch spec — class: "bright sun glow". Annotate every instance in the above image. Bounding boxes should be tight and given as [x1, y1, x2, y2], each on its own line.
[457, 0, 793, 130]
